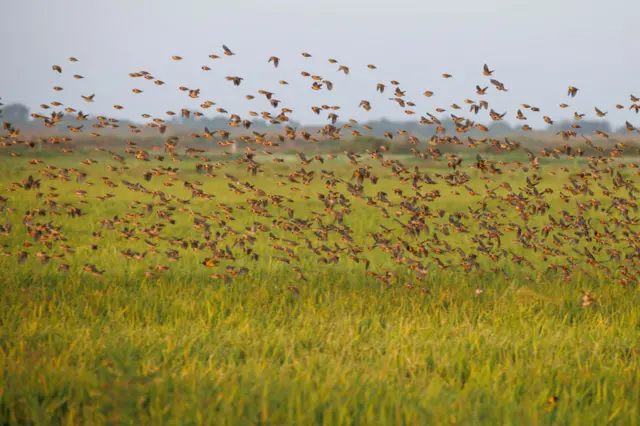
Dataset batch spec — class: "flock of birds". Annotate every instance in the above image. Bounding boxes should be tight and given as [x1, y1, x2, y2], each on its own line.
[1, 45, 640, 301]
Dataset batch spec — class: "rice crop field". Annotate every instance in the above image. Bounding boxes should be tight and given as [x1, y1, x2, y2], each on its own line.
[0, 148, 639, 425]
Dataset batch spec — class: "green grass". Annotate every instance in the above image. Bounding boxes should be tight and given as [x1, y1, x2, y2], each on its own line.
[0, 149, 639, 425]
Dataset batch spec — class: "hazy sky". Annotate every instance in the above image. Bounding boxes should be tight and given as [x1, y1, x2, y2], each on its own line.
[2, 0, 638, 129]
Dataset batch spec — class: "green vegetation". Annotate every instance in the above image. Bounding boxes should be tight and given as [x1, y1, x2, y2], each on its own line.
[0, 149, 638, 425]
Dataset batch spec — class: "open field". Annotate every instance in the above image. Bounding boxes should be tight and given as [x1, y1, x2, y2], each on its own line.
[0, 146, 639, 425]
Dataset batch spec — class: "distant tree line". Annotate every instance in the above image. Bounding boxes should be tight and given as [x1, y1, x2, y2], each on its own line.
[0, 103, 29, 123]
[0, 102, 626, 135]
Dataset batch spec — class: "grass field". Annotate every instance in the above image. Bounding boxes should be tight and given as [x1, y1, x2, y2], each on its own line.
[0, 148, 639, 425]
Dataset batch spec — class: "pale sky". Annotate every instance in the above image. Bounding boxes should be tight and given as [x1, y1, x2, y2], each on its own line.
[1, 0, 638, 129]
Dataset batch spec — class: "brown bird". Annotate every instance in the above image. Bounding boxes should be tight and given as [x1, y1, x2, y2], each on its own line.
[288, 286, 300, 297]
[490, 79, 508, 92]
[268, 56, 280, 67]
[567, 86, 579, 97]
[226, 76, 243, 86]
